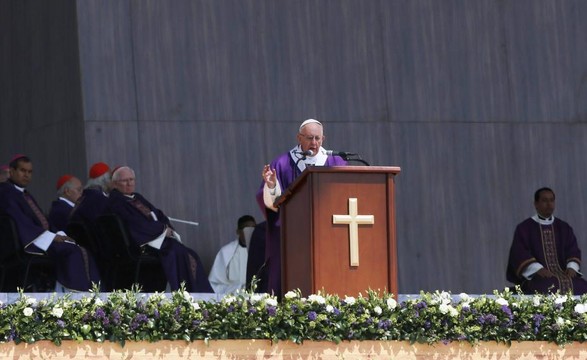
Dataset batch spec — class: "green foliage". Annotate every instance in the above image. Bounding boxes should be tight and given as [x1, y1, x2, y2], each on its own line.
[1, 286, 587, 346]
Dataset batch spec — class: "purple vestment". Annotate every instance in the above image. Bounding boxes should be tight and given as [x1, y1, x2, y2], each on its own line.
[255, 151, 346, 295]
[507, 217, 587, 295]
[69, 188, 109, 225]
[106, 189, 213, 292]
[0, 181, 101, 291]
[48, 199, 73, 232]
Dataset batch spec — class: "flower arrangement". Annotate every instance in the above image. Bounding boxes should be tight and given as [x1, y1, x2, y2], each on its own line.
[1, 286, 587, 346]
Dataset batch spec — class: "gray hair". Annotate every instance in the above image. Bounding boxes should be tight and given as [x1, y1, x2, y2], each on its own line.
[57, 179, 76, 197]
[111, 166, 135, 182]
[85, 172, 112, 192]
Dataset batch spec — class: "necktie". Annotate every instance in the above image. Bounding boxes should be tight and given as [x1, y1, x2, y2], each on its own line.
[130, 198, 153, 219]
[23, 191, 49, 230]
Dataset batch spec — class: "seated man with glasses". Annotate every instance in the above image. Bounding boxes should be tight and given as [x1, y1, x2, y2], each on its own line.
[105, 166, 213, 293]
[256, 119, 347, 295]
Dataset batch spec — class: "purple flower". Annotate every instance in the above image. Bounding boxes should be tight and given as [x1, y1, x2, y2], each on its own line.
[248, 307, 257, 314]
[266, 306, 277, 317]
[56, 320, 65, 328]
[153, 309, 160, 319]
[94, 308, 106, 320]
[130, 313, 149, 331]
[478, 314, 497, 325]
[415, 301, 427, 310]
[501, 305, 513, 320]
[378, 319, 391, 329]
[111, 310, 121, 325]
[308, 311, 317, 321]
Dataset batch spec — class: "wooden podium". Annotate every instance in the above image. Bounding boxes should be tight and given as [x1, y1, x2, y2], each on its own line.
[277, 166, 401, 297]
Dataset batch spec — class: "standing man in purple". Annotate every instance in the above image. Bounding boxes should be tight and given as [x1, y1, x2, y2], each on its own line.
[106, 166, 213, 293]
[507, 187, 587, 295]
[0, 155, 101, 291]
[256, 119, 347, 295]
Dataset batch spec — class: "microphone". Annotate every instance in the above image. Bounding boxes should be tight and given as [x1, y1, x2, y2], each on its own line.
[324, 150, 357, 157]
[295, 150, 314, 157]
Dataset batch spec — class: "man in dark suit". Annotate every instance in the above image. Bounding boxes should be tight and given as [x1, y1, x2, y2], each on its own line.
[0, 155, 101, 291]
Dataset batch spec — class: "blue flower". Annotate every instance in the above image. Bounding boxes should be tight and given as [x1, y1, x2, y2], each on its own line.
[308, 311, 317, 321]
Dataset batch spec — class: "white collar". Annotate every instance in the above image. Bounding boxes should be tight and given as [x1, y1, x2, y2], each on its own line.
[532, 214, 555, 225]
[59, 197, 75, 207]
[289, 145, 328, 173]
[12, 183, 25, 193]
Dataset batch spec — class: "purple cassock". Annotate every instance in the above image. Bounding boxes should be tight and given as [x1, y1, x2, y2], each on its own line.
[106, 189, 213, 293]
[0, 181, 101, 291]
[255, 150, 346, 296]
[48, 199, 74, 232]
[507, 217, 587, 295]
[69, 187, 109, 225]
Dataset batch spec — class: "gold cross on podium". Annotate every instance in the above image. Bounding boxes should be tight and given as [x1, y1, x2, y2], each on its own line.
[332, 198, 375, 267]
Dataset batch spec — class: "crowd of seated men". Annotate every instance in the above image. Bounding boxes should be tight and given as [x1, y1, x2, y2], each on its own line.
[0, 155, 268, 294]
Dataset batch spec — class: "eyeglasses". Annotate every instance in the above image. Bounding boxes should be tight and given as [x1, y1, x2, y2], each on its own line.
[299, 134, 323, 141]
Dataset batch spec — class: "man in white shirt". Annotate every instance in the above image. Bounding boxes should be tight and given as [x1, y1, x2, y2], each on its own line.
[209, 215, 256, 295]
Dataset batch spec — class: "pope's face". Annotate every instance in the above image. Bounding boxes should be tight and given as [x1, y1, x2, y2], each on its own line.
[297, 123, 324, 157]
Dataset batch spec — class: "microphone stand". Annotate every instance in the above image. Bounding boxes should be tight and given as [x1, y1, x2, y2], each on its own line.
[342, 154, 370, 166]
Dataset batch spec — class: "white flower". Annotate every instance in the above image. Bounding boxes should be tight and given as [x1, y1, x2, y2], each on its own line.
[373, 306, 382, 315]
[459, 293, 470, 303]
[265, 298, 278, 307]
[439, 303, 450, 314]
[51, 306, 64, 318]
[223, 295, 236, 304]
[23, 307, 33, 317]
[386, 298, 397, 310]
[495, 298, 508, 306]
[344, 296, 356, 305]
[449, 307, 459, 317]
[250, 294, 264, 304]
[192, 302, 200, 310]
[575, 303, 587, 314]
[284, 291, 298, 299]
[308, 294, 326, 304]
[555, 295, 568, 305]
[439, 291, 452, 304]
[532, 296, 541, 307]
[183, 291, 192, 302]
[26, 297, 36, 305]
[326, 305, 334, 313]
[94, 298, 104, 306]
[557, 317, 565, 326]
